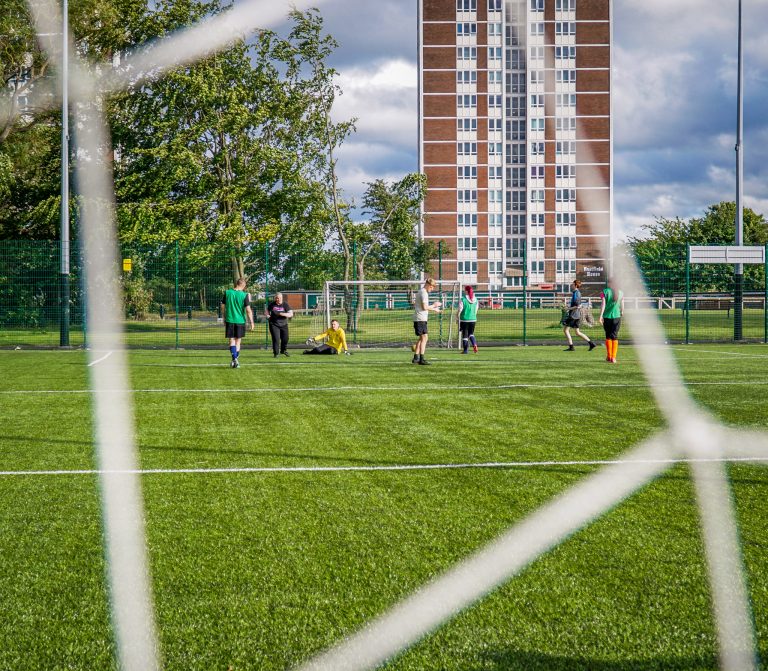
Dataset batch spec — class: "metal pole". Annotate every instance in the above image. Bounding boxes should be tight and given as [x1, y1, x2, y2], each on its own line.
[522, 242, 527, 346]
[324, 281, 331, 330]
[438, 240, 443, 346]
[685, 244, 691, 344]
[352, 241, 357, 344]
[734, 0, 744, 341]
[264, 243, 269, 349]
[59, 0, 70, 346]
[764, 243, 767, 343]
[175, 241, 179, 349]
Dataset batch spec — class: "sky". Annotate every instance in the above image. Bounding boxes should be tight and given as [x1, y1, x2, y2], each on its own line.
[287, 0, 768, 240]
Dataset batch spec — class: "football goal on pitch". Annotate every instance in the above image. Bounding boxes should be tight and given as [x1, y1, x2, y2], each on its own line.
[310, 280, 462, 348]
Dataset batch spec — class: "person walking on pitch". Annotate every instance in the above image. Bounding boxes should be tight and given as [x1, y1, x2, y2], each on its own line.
[304, 319, 350, 355]
[221, 277, 255, 368]
[412, 278, 442, 365]
[563, 279, 596, 352]
[458, 285, 479, 354]
[599, 278, 624, 364]
[265, 292, 293, 357]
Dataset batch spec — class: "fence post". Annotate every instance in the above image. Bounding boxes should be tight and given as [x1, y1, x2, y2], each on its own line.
[522, 242, 527, 346]
[264, 243, 269, 350]
[438, 240, 443, 346]
[764, 243, 767, 344]
[175, 241, 180, 349]
[352, 241, 357, 344]
[685, 244, 690, 345]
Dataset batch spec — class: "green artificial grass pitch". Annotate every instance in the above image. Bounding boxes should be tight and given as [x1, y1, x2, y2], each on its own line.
[0, 344, 766, 670]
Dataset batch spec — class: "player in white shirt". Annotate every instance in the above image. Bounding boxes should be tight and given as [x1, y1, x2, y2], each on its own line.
[411, 278, 442, 365]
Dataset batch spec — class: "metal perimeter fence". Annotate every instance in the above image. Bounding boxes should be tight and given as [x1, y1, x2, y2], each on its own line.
[0, 240, 766, 349]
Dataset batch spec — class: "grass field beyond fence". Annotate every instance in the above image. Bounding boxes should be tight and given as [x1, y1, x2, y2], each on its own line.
[1, 304, 766, 349]
[1, 344, 766, 670]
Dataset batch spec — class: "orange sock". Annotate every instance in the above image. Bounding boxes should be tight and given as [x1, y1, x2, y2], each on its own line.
[612, 340, 619, 360]
[605, 341, 612, 358]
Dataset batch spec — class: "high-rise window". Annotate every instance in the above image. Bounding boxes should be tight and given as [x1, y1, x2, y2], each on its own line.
[458, 142, 478, 156]
[488, 0, 502, 11]
[555, 141, 576, 155]
[530, 142, 545, 155]
[556, 118, 577, 132]
[488, 23, 503, 37]
[457, 47, 477, 62]
[530, 23, 545, 36]
[556, 188, 577, 202]
[555, 46, 577, 60]
[457, 0, 477, 10]
[458, 118, 478, 132]
[457, 70, 478, 84]
[458, 189, 478, 203]
[530, 94, 544, 108]
[457, 94, 478, 109]
[556, 93, 577, 108]
[556, 70, 577, 84]
[555, 0, 576, 10]
[530, 118, 545, 132]
[457, 23, 477, 36]
[556, 165, 576, 178]
[555, 22, 577, 35]
[457, 166, 478, 179]
[488, 94, 503, 109]
[530, 0, 544, 11]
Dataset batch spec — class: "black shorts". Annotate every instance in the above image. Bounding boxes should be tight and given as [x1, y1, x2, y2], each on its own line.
[460, 321, 476, 337]
[565, 317, 581, 329]
[603, 317, 621, 340]
[225, 322, 246, 339]
[413, 321, 428, 336]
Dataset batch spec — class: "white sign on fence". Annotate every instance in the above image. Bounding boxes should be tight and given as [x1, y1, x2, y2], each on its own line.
[689, 246, 765, 264]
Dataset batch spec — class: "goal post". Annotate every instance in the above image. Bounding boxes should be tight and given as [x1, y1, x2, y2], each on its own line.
[312, 280, 463, 348]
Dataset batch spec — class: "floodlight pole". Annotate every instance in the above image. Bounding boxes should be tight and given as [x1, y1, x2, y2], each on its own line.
[59, 0, 71, 346]
[734, 0, 744, 341]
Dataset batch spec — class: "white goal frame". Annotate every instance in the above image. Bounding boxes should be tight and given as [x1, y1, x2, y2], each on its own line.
[322, 280, 462, 348]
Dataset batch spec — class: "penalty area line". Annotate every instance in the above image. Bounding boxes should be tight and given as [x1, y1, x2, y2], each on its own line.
[1, 456, 767, 477]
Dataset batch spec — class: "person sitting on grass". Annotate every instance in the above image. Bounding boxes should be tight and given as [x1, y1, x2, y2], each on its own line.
[303, 319, 350, 355]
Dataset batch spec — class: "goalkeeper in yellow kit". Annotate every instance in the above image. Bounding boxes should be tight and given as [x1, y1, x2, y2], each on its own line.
[303, 319, 350, 355]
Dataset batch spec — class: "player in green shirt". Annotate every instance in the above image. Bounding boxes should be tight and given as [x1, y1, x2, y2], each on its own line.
[221, 277, 255, 368]
[599, 279, 624, 364]
[458, 285, 479, 354]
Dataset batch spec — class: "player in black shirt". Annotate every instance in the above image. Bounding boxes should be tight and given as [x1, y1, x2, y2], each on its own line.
[265, 292, 293, 357]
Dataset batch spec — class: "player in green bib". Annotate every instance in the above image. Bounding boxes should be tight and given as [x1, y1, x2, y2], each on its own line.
[599, 279, 624, 364]
[458, 285, 479, 354]
[220, 277, 254, 368]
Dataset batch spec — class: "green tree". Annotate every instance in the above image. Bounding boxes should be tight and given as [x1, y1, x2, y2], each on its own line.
[111, 5, 340, 283]
[627, 202, 768, 294]
[0, 0, 147, 239]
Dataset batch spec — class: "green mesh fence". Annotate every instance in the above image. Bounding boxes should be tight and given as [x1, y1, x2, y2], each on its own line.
[0, 241, 765, 348]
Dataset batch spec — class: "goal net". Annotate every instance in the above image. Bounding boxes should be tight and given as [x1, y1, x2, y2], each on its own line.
[311, 280, 462, 348]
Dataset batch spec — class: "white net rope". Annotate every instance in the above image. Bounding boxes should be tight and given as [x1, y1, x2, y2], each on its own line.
[15, 1, 766, 670]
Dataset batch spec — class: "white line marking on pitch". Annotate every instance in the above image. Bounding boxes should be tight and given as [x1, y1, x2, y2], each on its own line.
[671, 347, 768, 359]
[1, 456, 767, 477]
[2, 380, 768, 395]
[87, 351, 114, 367]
